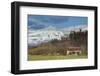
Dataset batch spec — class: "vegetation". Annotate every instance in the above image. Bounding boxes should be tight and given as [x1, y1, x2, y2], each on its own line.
[69, 29, 88, 51]
[28, 55, 87, 61]
[28, 29, 88, 61]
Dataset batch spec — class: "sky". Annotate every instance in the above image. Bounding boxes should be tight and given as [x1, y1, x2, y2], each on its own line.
[28, 15, 88, 30]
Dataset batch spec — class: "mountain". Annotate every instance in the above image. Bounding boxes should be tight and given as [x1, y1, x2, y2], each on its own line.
[28, 26, 64, 47]
[28, 25, 87, 47]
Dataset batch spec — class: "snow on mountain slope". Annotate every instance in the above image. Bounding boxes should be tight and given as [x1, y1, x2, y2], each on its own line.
[28, 29, 64, 47]
[28, 25, 87, 47]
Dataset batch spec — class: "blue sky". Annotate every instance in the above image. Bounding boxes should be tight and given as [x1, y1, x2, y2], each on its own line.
[28, 15, 88, 30]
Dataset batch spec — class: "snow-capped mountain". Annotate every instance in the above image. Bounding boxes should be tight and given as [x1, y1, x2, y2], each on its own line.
[28, 26, 64, 47]
[28, 25, 87, 47]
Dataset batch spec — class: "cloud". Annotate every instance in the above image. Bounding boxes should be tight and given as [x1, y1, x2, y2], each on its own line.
[28, 15, 70, 30]
[28, 15, 88, 31]
[62, 25, 87, 34]
[39, 25, 57, 31]
[28, 17, 48, 30]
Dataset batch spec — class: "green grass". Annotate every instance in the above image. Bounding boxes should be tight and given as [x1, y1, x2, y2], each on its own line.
[28, 54, 88, 61]
[28, 38, 88, 61]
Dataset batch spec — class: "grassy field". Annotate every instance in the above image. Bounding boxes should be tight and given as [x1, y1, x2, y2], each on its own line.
[28, 36, 88, 61]
[28, 55, 88, 61]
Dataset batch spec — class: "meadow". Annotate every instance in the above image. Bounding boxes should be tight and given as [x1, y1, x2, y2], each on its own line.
[28, 55, 87, 61]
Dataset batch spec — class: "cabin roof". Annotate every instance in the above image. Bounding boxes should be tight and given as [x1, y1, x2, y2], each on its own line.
[67, 47, 81, 51]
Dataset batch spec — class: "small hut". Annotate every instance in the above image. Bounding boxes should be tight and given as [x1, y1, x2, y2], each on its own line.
[67, 47, 82, 55]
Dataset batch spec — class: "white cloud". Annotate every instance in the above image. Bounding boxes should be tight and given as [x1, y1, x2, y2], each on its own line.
[62, 25, 87, 34]
[39, 25, 57, 31]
